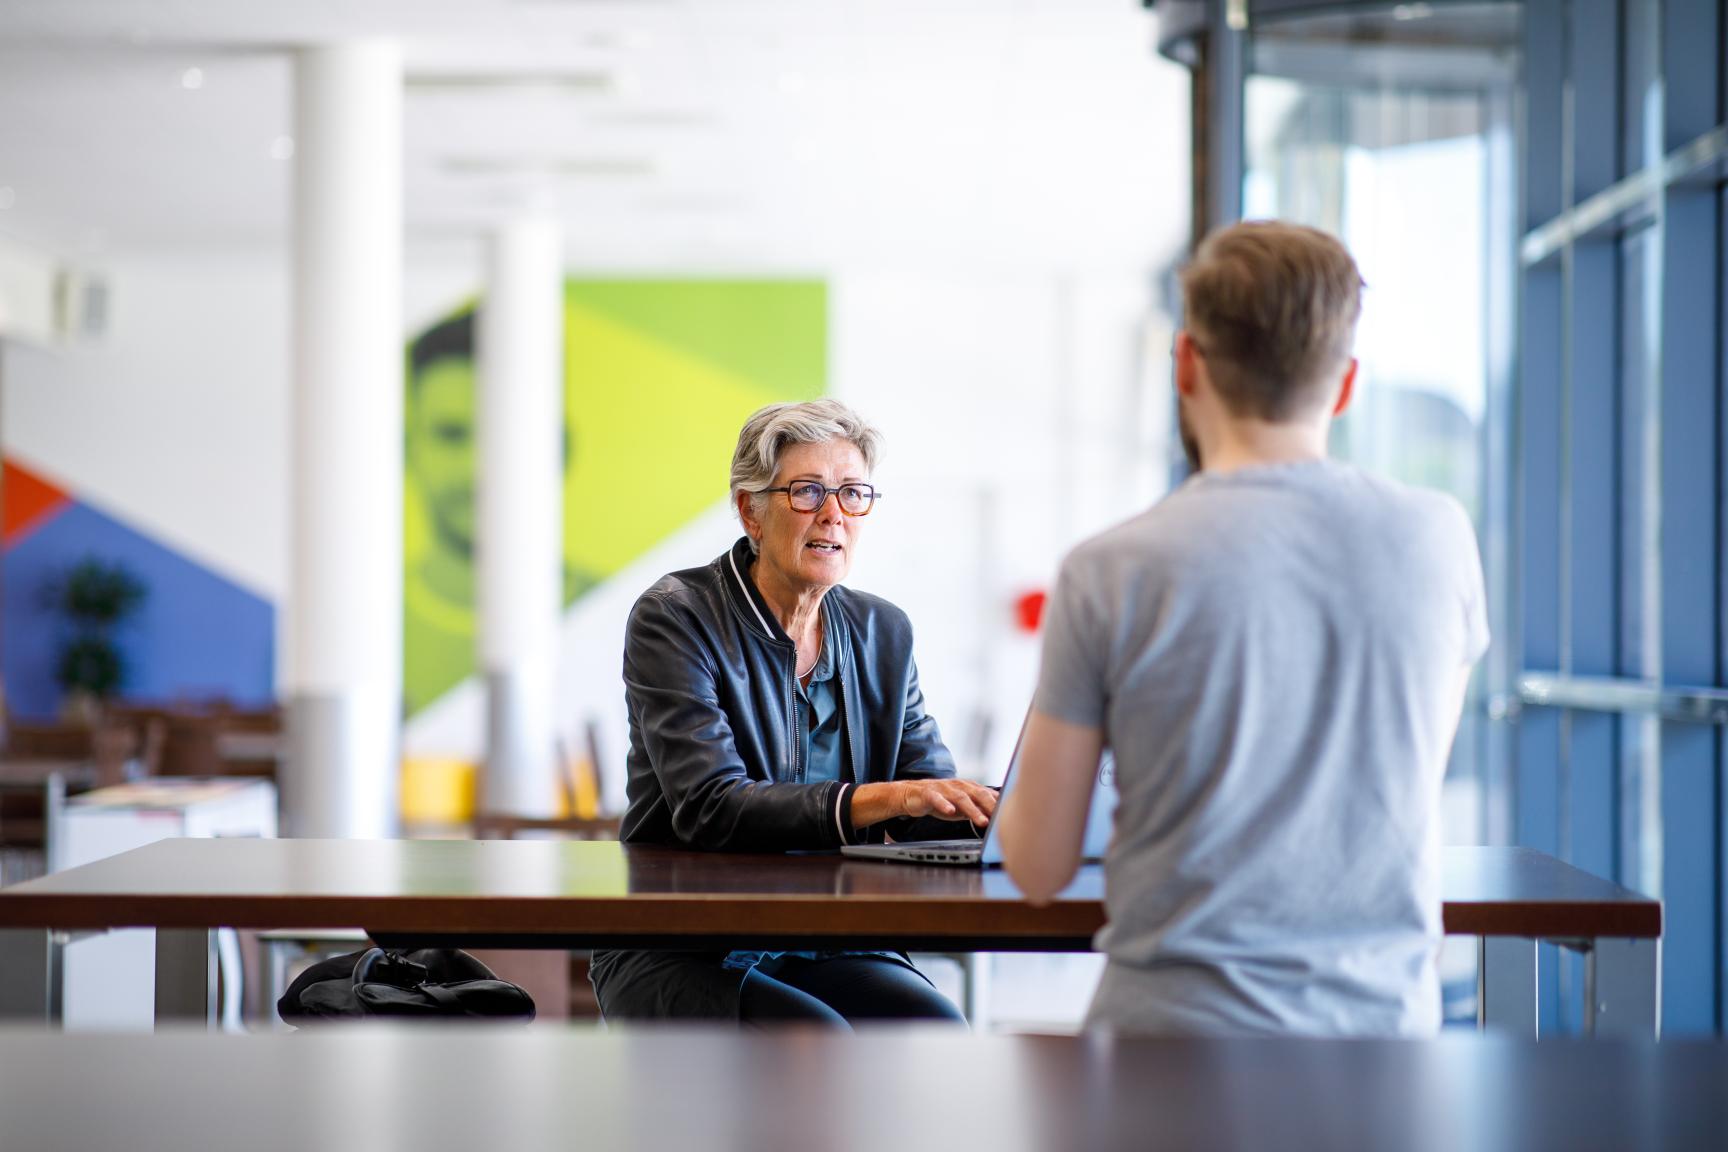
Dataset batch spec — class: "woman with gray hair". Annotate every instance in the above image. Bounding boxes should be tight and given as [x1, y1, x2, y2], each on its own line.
[591, 399, 996, 1026]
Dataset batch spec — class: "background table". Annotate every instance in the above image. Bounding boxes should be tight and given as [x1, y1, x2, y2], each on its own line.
[0, 840, 1659, 1035]
[0, 1028, 1720, 1151]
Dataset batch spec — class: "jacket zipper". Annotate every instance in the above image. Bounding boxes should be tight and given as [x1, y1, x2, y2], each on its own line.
[834, 638, 853, 786]
[788, 650, 802, 783]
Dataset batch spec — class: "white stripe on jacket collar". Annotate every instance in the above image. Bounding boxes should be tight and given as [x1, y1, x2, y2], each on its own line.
[727, 545, 777, 637]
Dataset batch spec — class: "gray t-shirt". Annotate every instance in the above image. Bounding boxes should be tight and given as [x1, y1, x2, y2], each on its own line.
[1034, 459, 1489, 1037]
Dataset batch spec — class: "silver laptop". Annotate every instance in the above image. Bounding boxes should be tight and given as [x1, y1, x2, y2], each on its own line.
[840, 723, 1116, 867]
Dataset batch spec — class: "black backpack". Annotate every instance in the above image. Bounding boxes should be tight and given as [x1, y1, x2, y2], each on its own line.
[277, 947, 536, 1024]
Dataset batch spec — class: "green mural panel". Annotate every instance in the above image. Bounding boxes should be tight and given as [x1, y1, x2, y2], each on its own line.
[403, 279, 827, 715]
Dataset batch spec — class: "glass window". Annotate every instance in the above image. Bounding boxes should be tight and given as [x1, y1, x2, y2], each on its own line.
[1242, 4, 1520, 852]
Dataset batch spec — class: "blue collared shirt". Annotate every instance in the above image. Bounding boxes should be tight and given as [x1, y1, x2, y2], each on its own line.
[794, 635, 845, 785]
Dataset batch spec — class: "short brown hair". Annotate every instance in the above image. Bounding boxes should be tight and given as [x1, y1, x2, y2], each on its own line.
[1179, 221, 1364, 421]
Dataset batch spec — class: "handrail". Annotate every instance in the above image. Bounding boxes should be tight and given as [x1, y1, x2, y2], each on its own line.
[1520, 123, 1728, 266]
[1514, 673, 1728, 724]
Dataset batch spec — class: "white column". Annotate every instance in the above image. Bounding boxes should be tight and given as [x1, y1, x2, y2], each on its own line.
[286, 42, 404, 839]
[477, 218, 565, 817]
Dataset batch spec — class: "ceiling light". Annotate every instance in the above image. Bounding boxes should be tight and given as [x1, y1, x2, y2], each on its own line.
[181, 66, 204, 90]
[1392, 4, 1434, 20]
[587, 108, 715, 129]
[0, 187, 15, 210]
[507, 0, 677, 6]
[640, 198, 747, 218]
[407, 71, 611, 95]
[441, 156, 654, 178]
[269, 136, 296, 161]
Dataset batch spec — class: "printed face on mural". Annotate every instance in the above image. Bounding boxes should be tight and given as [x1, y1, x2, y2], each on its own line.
[408, 355, 479, 557]
[406, 313, 480, 560]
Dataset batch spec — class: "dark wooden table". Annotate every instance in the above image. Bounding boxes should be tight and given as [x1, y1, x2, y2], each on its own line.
[0, 1028, 1720, 1151]
[0, 840, 1659, 1035]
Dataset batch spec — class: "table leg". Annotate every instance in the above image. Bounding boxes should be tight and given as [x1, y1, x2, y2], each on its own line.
[0, 929, 60, 1024]
[1586, 937, 1660, 1039]
[214, 928, 244, 1030]
[155, 929, 216, 1028]
[1478, 936, 1538, 1036]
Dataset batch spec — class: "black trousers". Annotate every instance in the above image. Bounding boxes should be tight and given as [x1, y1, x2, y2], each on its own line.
[740, 954, 966, 1028]
[591, 950, 965, 1029]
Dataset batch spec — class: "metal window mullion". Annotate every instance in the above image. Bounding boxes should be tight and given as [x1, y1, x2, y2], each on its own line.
[1519, 0, 1570, 1037]
[1483, 78, 1522, 848]
[1564, 0, 1629, 1032]
[1652, 0, 1723, 1039]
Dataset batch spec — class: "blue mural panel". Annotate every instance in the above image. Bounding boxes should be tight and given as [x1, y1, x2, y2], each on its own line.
[2, 501, 274, 720]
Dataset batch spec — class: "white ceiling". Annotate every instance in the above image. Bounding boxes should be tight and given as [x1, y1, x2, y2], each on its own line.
[0, 0, 1187, 269]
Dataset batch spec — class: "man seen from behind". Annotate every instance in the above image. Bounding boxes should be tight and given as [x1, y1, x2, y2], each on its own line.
[1000, 220, 1490, 1037]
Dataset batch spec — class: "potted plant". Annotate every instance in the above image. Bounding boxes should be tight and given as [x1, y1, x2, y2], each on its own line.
[50, 557, 146, 723]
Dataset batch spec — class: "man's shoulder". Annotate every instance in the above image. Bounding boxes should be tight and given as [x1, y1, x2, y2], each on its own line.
[1333, 461, 1463, 509]
[1201, 460, 1473, 545]
[1060, 499, 1199, 577]
[1327, 466, 1478, 550]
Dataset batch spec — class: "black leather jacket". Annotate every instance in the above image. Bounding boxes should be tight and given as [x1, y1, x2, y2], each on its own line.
[619, 536, 961, 850]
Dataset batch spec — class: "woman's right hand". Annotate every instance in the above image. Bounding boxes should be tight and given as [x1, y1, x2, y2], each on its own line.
[851, 779, 998, 829]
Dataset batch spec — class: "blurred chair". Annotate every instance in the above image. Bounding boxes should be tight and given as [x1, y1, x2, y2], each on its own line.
[91, 715, 166, 786]
[5, 714, 156, 790]
[157, 712, 227, 777]
[472, 720, 620, 841]
[210, 701, 285, 733]
[0, 716, 158, 882]
[472, 812, 622, 840]
[4, 721, 95, 760]
[106, 698, 282, 779]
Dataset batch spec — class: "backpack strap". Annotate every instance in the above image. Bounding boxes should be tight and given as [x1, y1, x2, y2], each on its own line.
[417, 982, 466, 1012]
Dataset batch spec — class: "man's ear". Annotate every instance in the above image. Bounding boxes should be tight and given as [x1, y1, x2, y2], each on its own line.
[1173, 330, 1200, 398]
[1331, 358, 1359, 417]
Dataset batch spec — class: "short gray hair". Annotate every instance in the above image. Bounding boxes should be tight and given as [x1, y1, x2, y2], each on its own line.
[730, 400, 883, 547]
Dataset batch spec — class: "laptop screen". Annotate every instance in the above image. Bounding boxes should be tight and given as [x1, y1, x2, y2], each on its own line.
[978, 730, 1117, 866]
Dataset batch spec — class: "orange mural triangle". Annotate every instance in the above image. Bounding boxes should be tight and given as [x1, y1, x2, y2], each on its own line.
[3, 457, 71, 546]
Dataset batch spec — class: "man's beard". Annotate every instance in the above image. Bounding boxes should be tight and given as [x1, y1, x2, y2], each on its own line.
[1177, 396, 1202, 472]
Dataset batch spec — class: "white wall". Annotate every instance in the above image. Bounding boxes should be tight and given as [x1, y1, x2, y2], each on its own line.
[3, 244, 291, 603]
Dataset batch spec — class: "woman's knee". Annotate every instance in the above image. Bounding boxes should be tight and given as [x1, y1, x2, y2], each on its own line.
[739, 968, 851, 1029]
[777, 956, 966, 1023]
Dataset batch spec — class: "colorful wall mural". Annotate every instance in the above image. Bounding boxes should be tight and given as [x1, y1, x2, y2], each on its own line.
[404, 279, 828, 715]
[0, 459, 276, 720]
